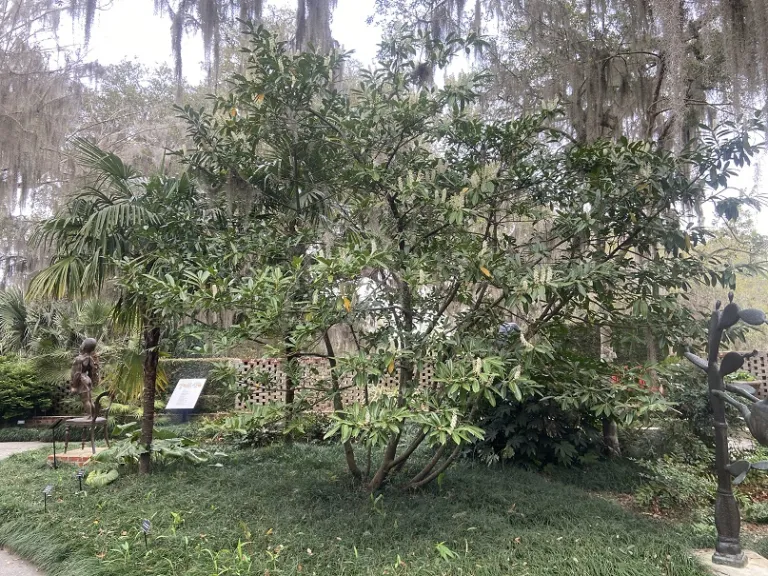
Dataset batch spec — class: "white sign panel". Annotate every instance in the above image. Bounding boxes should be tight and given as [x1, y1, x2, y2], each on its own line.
[165, 378, 206, 410]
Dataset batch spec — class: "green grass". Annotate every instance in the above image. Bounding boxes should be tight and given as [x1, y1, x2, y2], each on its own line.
[0, 443, 722, 576]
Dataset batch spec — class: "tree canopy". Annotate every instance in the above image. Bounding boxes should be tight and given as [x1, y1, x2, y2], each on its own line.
[79, 26, 764, 486]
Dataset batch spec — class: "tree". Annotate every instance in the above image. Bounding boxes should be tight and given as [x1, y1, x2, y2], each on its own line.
[376, 0, 768, 141]
[29, 139, 215, 473]
[375, 0, 768, 456]
[1, 2, 341, 289]
[177, 23, 352, 443]
[135, 27, 762, 490]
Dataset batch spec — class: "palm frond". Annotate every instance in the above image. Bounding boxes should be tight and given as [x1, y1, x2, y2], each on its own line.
[28, 256, 86, 300]
[0, 288, 30, 354]
[101, 343, 168, 401]
[71, 137, 140, 197]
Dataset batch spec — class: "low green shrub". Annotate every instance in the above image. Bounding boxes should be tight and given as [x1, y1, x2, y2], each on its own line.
[109, 398, 166, 423]
[621, 421, 712, 465]
[201, 404, 332, 447]
[657, 361, 715, 446]
[0, 425, 71, 442]
[473, 396, 601, 468]
[0, 356, 53, 422]
[743, 501, 768, 523]
[93, 422, 224, 466]
[634, 457, 715, 511]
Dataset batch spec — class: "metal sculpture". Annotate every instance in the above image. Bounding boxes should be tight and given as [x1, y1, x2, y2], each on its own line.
[685, 292, 768, 568]
[69, 337, 100, 420]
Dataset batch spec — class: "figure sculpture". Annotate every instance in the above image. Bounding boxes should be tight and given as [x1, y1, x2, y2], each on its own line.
[70, 338, 100, 420]
[684, 293, 768, 568]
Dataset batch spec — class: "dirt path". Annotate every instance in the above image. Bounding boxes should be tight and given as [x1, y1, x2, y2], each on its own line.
[0, 442, 48, 575]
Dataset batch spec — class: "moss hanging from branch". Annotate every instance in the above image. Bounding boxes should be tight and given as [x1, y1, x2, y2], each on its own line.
[296, 0, 337, 52]
[153, 0, 265, 92]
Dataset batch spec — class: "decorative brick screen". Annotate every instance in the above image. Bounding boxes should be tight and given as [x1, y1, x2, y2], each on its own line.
[743, 352, 768, 398]
[233, 358, 437, 411]
[51, 382, 71, 413]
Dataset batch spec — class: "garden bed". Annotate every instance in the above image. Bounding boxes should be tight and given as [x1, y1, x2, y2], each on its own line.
[0, 443, 728, 576]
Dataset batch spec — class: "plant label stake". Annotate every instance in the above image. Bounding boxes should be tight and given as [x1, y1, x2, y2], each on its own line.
[43, 485, 53, 512]
[75, 469, 84, 491]
[142, 519, 151, 549]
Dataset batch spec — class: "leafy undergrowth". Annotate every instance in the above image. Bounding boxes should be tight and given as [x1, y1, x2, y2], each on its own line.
[0, 444, 717, 576]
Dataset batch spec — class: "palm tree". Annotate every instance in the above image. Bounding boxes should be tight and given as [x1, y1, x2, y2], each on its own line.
[29, 138, 181, 474]
[0, 287, 32, 354]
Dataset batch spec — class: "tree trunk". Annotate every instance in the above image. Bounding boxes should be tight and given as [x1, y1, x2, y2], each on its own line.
[283, 335, 299, 445]
[139, 325, 161, 475]
[323, 331, 361, 480]
[600, 325, 621, 458]
[602, 418, 621, 458]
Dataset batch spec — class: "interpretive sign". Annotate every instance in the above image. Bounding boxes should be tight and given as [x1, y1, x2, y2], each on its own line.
[165, 379, 206, 410]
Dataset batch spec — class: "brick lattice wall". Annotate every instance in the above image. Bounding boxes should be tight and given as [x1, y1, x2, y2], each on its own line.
[234, 358, 436, 411]
[743, 352, 768, 398]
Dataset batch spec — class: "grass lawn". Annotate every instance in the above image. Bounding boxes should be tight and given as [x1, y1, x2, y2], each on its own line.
[0, 443, 720, 576]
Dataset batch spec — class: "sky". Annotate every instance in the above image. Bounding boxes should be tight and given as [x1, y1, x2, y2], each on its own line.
[70, 0, 768, 234]
[82, 0, 382, 84]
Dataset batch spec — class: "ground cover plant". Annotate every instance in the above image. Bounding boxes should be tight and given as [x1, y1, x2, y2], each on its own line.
[0, 443, 724, 576]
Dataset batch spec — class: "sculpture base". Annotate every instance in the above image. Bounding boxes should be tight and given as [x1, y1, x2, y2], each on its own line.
[695, 549, 768, 574]
[47, 447, 105, 467]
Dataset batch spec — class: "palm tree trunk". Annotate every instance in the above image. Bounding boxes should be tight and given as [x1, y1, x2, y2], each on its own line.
[139, 325, 161, 474]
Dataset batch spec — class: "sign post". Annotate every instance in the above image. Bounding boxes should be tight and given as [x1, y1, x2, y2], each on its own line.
[142, 519, 151, 548]
[50, 419, 63, 469]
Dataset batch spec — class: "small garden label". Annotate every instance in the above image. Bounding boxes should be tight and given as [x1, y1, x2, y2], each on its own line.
[43, 484, 53, 511]
[165, 379, 206, 410]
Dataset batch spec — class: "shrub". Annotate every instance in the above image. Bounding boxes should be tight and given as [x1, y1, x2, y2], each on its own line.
[93, 421, 222, 466]
[0, 356, 53, 422]
[634, 457, 715, 511]
[473, 397, 601, 468]
[621, 420, 712, 465]
[201, 404, 332, 447]
[743, 501, 768, 523]
[657, 361, 715, 446]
